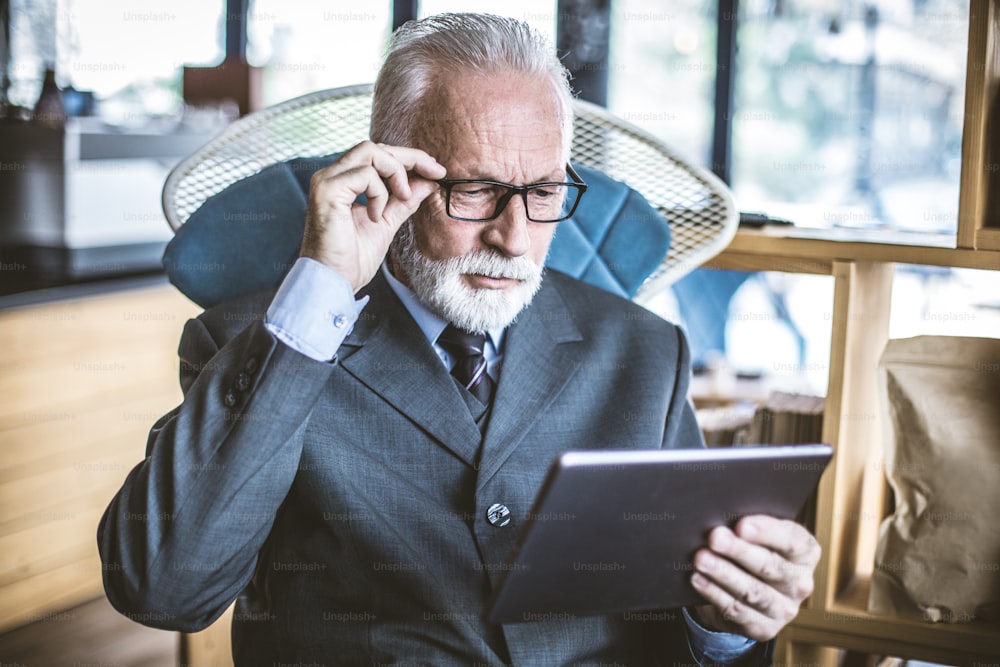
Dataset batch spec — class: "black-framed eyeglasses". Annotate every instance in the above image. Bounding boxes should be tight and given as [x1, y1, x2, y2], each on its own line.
[436, 163, 588, 223]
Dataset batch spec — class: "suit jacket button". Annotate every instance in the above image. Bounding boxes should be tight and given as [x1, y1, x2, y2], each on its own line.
[486, 503, 511, 527]
[224, 389, 238, 407]
[236, 372, 250, 391]
[245, 357, 259, 375]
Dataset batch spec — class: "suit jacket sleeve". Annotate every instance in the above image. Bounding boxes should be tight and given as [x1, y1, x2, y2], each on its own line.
[97, 296, 336, 632]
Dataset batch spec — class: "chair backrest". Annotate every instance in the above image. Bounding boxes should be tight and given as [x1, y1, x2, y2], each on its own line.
[162, 84, 736, 307]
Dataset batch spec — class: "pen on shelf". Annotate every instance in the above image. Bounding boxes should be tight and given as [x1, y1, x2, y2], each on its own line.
[738, 211, 795, 228]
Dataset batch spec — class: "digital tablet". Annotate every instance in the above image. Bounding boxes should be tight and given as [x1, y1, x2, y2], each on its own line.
[486, 443, 833, 624]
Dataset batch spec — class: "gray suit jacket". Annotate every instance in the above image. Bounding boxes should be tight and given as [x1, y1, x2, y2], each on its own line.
[98, 269, 771, 666]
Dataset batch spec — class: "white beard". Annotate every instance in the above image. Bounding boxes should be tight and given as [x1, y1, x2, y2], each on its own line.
[391, 221, 545, 332]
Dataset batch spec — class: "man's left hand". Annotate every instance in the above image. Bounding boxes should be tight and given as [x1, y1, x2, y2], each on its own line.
[689, 515, 821, 641]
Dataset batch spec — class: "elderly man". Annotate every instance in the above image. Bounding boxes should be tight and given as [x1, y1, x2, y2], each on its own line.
[99, 13, 819, 666]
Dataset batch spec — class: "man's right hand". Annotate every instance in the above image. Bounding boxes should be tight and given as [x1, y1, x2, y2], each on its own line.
[299, 141, 446, 292]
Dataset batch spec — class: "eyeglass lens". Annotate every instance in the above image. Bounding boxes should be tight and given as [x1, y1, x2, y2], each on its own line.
[447, 183, 580, 222]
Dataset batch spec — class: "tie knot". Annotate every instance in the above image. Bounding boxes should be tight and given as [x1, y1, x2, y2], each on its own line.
[437, 325, 487, 359]
[437, 324, 494, 406]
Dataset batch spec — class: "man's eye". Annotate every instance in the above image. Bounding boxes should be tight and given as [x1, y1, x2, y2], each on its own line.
[452, 185, 496, 198]
[530, 187, 567, 202]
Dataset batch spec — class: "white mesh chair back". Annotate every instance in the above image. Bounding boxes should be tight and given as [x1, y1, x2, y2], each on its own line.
[162, 84, 737, 305]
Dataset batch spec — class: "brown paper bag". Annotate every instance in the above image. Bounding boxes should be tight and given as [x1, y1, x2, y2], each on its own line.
[869, 336, 1000, 623]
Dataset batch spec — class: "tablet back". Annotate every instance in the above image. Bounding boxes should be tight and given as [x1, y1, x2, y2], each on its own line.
[486, 444, 833, 624]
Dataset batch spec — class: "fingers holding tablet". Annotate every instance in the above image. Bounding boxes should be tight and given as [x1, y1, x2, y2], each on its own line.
[689, 516, 821, 641]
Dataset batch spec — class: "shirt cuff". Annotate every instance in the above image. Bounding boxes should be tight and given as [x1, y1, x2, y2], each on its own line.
[265, 257, 369, 362]
[682, 607, 756, 664]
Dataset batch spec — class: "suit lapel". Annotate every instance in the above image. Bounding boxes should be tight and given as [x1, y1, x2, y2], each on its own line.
[337, 271, 483, 467]
[476, 277, 585, 487]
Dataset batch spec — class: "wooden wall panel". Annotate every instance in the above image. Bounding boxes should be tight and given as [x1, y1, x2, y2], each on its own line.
[0, 283, 199, 634]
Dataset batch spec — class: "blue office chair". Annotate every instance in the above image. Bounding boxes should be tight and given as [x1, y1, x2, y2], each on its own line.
[161, 84, 737, 309]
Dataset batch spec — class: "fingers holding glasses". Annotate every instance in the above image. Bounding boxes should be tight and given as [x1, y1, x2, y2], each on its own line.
[301, 141, 446, 291]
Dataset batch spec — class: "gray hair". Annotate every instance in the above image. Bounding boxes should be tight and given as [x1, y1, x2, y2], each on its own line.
[370, 13, 574, 154]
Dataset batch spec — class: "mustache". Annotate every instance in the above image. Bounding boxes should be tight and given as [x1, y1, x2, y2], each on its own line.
[447, 250, 541, 282]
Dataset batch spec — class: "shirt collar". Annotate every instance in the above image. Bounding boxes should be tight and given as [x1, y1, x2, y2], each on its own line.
[381, 262, 506, 350]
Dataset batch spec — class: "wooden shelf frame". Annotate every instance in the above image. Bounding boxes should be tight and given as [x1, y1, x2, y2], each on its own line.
[960, 0, 1000, 251]
[707, 228, 1000, 273]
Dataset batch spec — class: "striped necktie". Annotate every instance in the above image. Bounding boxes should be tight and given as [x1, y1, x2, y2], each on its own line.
[437, 324, 495, 406]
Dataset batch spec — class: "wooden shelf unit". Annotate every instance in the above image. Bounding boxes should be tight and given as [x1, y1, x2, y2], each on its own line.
[708, 248, 1000, 665]
[702, 3, 1000, 662]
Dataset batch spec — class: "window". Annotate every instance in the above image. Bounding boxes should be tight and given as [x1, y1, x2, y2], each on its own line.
[6, 0, 395, 116]
[608, 0, 716, 166]
[889, 265, 1000, 339]
[731, 0, 969, 234]
[246, 0, 391, 106]
[610, 0, 969, 234]
[8, 0, 225, 117]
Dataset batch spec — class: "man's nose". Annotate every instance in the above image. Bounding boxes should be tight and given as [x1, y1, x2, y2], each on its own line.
[482, 193, 531, 257]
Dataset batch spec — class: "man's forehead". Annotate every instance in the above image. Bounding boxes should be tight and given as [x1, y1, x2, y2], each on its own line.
[421, 70, 563, 125]
[413, 70, 568, 164]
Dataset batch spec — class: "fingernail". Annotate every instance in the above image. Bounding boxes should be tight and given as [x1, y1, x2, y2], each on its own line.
[695, 551, 716, 573]
[740, 521, 758, 540]
[691, 572, 708, 588]
[713, 527, 732, 549]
